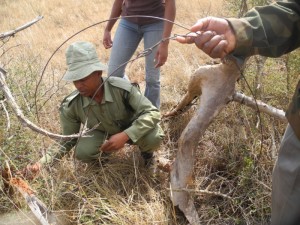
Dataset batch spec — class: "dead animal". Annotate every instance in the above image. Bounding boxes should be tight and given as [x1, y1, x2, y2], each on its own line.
[168, 56, 241, 225]
[164, 57, 241, 118]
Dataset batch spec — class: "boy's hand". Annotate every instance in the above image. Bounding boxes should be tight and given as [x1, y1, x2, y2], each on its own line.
[18, 162, 42, 180]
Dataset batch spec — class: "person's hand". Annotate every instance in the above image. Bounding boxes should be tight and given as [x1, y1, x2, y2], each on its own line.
[176, 17, 237, 59]
[103, 30, 113, 49]
[100, 132, 130, 152]
[154, 42, 169, 68]
[18, 162, 42, 180]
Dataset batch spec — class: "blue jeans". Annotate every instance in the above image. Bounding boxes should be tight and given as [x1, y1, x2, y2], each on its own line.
[108, 18, 164, 108]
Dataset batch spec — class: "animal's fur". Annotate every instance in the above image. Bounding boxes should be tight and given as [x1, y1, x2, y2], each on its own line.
[164, 58, 241, 117]
[169, 57, 241, 224]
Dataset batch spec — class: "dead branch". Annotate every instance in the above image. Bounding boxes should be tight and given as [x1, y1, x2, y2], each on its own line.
[164, 84, 286, 123]
[0, 99, 10, 131]
[0, 16, 43, 40]
[238, 0, 248, 17]
[0, 68, 94, 141]
[170, 188, 232, 200]
[233, 92, 287, 122]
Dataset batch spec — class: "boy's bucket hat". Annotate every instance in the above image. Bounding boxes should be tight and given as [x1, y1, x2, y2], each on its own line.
[63, 41, 107, 81]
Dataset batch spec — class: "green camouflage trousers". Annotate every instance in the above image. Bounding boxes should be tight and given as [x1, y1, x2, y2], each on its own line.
[74, 125, 164, 163]
[272, 124, 300, 225]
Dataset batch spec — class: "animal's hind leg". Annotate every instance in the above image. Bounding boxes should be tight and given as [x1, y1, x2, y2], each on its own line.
[163, 93, 196, 117]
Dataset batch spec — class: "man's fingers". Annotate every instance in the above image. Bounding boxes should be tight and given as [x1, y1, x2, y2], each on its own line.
[100, 140, 110, 152]
[19, 163, 41, 180]
[154, 56, 167, 68]
[176, 30, 230, 59]
[154, 54, 161, 68]
[190, 18, 207, 32]
[193, 30, 216, 49]
[210, 40, 228, 59]
[101, 140, 117, 152]
[102, 37, 113, 49]
[175, 35, 196, 44]
[155, 61, 162, 68]
[199, 35, 226, 56]
[103, 42, 113, 49]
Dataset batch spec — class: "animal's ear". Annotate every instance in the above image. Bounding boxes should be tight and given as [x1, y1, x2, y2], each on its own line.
[223, 54, 247, 70]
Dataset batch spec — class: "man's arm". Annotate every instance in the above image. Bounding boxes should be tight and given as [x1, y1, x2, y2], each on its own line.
[155, 0, 176, 67]
[124, 87, 161, 143]
[38, 99, 81, 165]
[103, 0, 123, 49]
[22, 99, 81, 178]
[230, 1, 300, 57]
[176, 1, 300, 59]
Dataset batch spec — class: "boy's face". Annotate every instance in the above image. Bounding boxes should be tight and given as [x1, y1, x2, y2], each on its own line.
[73, 71, 102, 98]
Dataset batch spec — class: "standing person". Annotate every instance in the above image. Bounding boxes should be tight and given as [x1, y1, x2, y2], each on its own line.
[103, 0, 176, 108]
[23, 41, 165, 176]
[176, 1, 300, 224]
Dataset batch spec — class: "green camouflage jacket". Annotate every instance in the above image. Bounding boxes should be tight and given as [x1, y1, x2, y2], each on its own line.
[228, 0, 300, 139]
[40, 77, 161, 164]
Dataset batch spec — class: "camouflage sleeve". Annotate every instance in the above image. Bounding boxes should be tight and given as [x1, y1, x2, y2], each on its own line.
[228, 0, 300, 57]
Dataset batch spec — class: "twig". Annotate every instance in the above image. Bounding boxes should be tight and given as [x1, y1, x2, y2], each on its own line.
[232, 91, 286, 122]
[169, 187, 232, 200]
[0, 99, 10, 131]
[0, 44, 21, 58]
[0, 68, 95, 141]
[0, 16, 43, 40]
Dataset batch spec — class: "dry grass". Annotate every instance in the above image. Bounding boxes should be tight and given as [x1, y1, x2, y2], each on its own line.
[0, 0, 296, 224]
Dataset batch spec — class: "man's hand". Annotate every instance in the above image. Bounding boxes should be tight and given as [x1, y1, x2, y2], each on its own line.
[176, 17, 237, 59]
[154, 42, 169, 68]
[100, 132, 130, 152]
[19, 162, 42, 180]
[103, 30, 113, 49]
